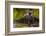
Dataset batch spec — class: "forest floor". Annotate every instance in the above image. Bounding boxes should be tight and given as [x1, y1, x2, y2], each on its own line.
[13, 22, 39, 28]
[14, 23, 28, 28]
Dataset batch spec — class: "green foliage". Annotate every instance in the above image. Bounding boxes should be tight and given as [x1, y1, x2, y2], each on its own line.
[13, 8, 26, 20]
[33, 9, 39, 17]
[13, 8, 39, 21]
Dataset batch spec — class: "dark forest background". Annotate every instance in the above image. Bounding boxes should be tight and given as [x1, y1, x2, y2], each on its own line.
[13, 8, 39, 28]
